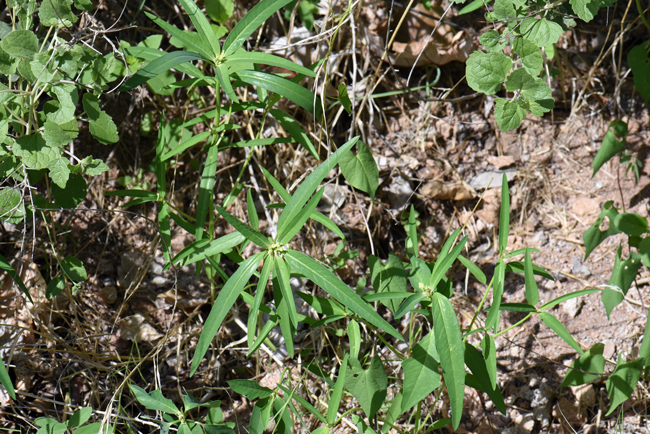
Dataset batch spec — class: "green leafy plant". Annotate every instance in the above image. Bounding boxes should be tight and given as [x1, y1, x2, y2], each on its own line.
[464, 0, 620, 131]
[129, 385, 233, 433]
[34, 407, 113, 434]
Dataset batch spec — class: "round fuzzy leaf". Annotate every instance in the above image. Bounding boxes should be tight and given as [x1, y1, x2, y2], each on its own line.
[0, 188, 27, 223]
[0, 30, 39, 59]
[520, 18, 563, 47]
[53, 174, 87, 209]
[494, 98, 526, 131]
[479, 30, 506, 53]
[61, 256, 87, 282]
[512, 37, 543, 76]
[466, 51, 512, 95]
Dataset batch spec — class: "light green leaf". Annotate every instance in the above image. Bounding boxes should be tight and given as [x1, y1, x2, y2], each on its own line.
[431, 293, 465, 430]
[206, 0, 234, 23]
[48, 85, 77, 124]
[121, 51, 205, 91]
[270, 109, 318, 158]
[191, 252, 264, 376]
[1, 30, 39, 59]
[466, 51, 512, 95]
[277, 136, 358, 240]
[485, 260, 505, 332]
[35, 418, 67, 434]
[47, 158, 71, 189]
[177, 0, 221, 56]
[125, 45, 204, 78]
[38, 0, 77, 27]
[524, 249, 539, 305]
[583, 201, 621, 258]
[278, 383, 327, 424]
[223, 0, 294, 56]
[144, 12, 213, 60]
[338, 83, 352, 113]
[494, 0, 525, 17]
[339, 141, 379, 199]
[512, 38, 543, 76]
[250, 396, 274, 434]
[562, 343, 605, 387]
[68, 407, 92, 429]
[130, 385, 181, 414]
[285, 250, 402, 340]
[13, 134, 60, 170]
[61, 255, 87, 282]
[539, 312, 583, 354]
[216, 63, 239, 103]
[430, 231, 467, 292]
[0, 357, 15, 400]
[228, 51, 316, 77]
[328, 353, 349, 425]
[236, 70, 316, 114]
[215, 205, 270, 248]
[540, 288, 599, 311]
[481, 334, 498, 389]
[520, 18, 564, 47]
[0, 188, 26, 224]
[277, 186, 325, 245]
[401, 332, 441, 412]
[345, 355, 387, 420]
[614, 212, 648, 236]
[570, 0, 605, 22]
[43, 119, 73, 148]
[195, 143, 219, 242]
[274, 255, 297, 327]
[247, 256, 273, 350]
[82, 94, 119, 144]
[372, 253, 408, 314]
[494, 98, 526, 131]
[479, 30, 506, 52]
[457, 255, 486, 284]
[348, 320, 361, 360]
[228, 379, 273, 399]
[499, 172, 510, 254]
[605, 356, 643, 416]
[73, 423, 115, 434]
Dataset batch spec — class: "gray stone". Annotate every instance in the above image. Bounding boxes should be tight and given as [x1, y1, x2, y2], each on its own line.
[384, 175, 413, 209]
[469, 169, 517, 190]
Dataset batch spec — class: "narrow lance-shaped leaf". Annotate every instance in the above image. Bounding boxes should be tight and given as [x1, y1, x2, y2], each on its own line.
[431, 292, 465, 430]
[273, 273, 295, 357]
[499, 172, 510, 255]
[485, 260, 506, 332]
[278, 187, 325, 245]
[144, 12, 212, 60]
[327, 353, 348, 425]
[191, 252, 264, 376]
[247, 255, 273, 349]
[195, 143, 219, 242]
[274, 255, 297, 327]
[285, 250, 402, 340]
[524, 249, 539, 305]
[236, 70, 316, 114]
[538, 312, 584, 354]
[228, 52, 316, 77]
[277, 136, 358, 241]
[215, 205, 270, 248]
[121, 51, 205, 91]
[0, 357, 15, 400]
[223, 0, 294, 56]
[177, 0, 221, 58]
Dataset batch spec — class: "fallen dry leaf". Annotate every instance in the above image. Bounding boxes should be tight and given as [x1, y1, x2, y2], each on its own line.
[487, 155, 516, 169]
[120, 314, 163, 343]
[420, 180, 475, 200]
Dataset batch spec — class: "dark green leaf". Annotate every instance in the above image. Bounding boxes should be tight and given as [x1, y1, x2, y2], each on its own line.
[593, 121, 627, 177]
[605, 356, 643, 416]
[339, 141, 379, 199]
[562, 343, 605, 387]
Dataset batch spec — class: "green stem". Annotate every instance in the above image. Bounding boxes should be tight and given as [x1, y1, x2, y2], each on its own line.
[636, 0, 650, 33]
[493, 312, 533, 338]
